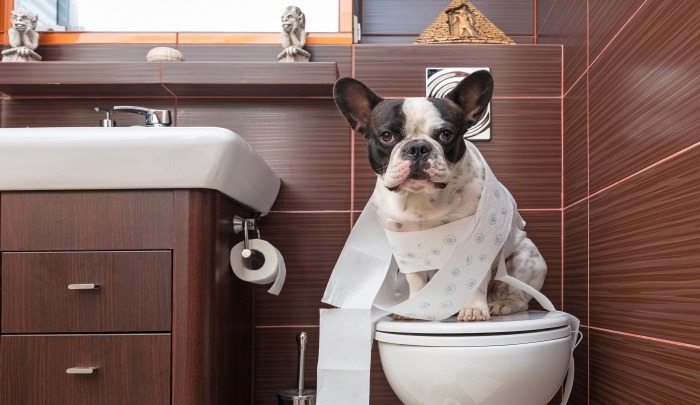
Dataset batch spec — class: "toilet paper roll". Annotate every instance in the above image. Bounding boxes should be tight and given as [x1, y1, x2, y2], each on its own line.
[230, 239, 286, 295]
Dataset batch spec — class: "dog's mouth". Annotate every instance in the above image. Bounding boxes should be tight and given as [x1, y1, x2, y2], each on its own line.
[384, 160, 450, 192]
[387, 179, 448, 192]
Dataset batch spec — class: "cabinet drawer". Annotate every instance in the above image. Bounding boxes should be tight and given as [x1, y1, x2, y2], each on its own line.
[1, 251, 172, 333]
[0, 191, 173, 250]
[0, 334, 170, 405]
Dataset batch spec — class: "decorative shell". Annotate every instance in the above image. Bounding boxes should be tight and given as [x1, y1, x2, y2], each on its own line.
[146, 47, 185, 62]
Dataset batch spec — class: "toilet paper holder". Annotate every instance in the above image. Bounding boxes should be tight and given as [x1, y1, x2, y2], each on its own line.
[232, 216, 261, 258]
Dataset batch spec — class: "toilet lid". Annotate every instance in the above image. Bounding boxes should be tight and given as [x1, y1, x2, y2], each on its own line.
[375, 310, 571, 347]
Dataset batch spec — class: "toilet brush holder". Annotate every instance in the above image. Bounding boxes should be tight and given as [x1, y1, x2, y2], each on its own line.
[277, 332, 316, 405]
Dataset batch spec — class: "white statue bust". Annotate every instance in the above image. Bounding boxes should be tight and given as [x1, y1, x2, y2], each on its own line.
[278, 6, 310, 63]
[2, 8, 42, 62]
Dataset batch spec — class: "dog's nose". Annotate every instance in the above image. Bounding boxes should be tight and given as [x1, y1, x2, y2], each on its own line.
[404, 140, 432, 159]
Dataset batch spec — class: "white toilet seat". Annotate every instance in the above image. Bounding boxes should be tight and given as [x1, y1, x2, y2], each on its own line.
[375, 310, 571, 347]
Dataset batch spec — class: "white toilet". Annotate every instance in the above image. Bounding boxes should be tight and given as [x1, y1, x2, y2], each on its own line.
[375, 310, 571, 405]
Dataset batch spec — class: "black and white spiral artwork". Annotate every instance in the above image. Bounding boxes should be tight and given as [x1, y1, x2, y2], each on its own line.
[426, 67, 492, 141]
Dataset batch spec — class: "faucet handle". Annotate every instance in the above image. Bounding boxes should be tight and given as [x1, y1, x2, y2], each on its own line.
[94, 107, 116, 127]
[112, 106, 172, 127]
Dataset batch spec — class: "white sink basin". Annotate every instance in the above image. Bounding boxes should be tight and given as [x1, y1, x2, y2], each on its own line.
[0, 126, 280, 214]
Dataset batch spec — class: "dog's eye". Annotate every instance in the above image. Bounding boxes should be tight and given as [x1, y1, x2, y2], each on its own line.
[379, 131, 397, 144]
[438, 130, 455, 142]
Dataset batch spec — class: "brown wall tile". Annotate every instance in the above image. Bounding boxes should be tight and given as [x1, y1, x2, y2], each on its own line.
[354, 44, 562, 98]
[536, 0, 557, 33]
[588, 0, 700, 193]
[254, 213, 350, 326]
[537, 0, 587, 93]
[37, 44, 176, 62]
[564, 201, 588, 324]
[589, 147, 700, 346]
[1, 98, 174, 128]
[178, 45, 352, 78]
[176, 99, 351, 211]
[521, 210, 562, 310]
[361, 35, 536, 45]
[564, 73, 588, 207]
[566, 326, 589, 405]
[588, 0, 646, 63]
[589, 329, 700, 404]
[354, 99, 562, 210]
[254, 327, 320, 404]
[360, 0, 534, 37]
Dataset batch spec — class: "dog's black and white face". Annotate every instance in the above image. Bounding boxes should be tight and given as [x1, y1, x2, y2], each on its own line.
[334, 71, 493, 194]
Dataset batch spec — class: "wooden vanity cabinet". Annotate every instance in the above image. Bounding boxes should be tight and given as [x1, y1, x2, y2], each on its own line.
[0, 190, 254, 404]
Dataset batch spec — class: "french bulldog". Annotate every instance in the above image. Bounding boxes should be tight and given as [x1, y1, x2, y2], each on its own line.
[333, 71, 547, 321]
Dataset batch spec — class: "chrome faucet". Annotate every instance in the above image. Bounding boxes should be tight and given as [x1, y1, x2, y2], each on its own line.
[112, 106, 173, 127]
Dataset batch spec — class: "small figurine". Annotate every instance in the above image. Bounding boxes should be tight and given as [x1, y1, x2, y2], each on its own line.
[2, 8, 42, 62]
[278, 6, 310, 63]
[146, 47, 185, 62]
[446, 3, 478, 38]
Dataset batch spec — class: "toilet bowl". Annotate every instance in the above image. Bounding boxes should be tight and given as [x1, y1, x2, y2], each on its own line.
[375, 310, 571, 405]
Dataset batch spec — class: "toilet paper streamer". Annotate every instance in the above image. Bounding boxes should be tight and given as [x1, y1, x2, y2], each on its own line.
[317, 141, 580, 404]
[230, 238, 286, 295]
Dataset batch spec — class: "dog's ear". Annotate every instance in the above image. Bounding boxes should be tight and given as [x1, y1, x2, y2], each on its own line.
[445, 70, 494, 125]
[333, 77, 383, 138]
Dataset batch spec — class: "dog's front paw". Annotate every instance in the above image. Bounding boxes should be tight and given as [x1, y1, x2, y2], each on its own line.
[488, 299, 528, 316]
[488, 300, 513, 316]
[457, 306, 490, 321]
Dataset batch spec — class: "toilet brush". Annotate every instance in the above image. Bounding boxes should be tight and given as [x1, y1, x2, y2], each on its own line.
[277, 332, 316, 404]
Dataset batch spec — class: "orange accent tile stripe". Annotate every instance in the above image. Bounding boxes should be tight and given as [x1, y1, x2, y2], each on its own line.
[588, 326, 700, 350]
[38, 32, 177, 45]
[0, 0, 11, 33]
[339, 0, 354, 33]
[177, 32, 352, 45]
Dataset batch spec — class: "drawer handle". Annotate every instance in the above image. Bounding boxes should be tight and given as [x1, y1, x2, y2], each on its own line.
[66, 367, 97, 375]
[67, 283, 100, 290]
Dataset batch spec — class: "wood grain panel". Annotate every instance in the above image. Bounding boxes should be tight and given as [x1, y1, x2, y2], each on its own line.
[254, 327, 320, 404]
[0, 62, 169, 97]
[570, 327, 589, 405]
[588, 0, 699, 193]
[564, 202, 588, 324]
[0, 334, 171, 405]
[0, 191, 173, 251]
[588, 0, 646, 63]
[537, 0, 587, 93]
[589, 330, 700, 404]
[37, 44, 176, 62]
[161, 62, 338, 98]
[536, 0, 557, 33]
[354, 99, 562, 210]
[353, 44, 562, 97]
[2, 251, 171, 333]
[589, 147, 700, 345]
[0, 98, 175, 128]
[254, 213, 349, 326]
[520, 211, 562, 311]
[564, 73, 588, 206]
[360, 0, 533, 37]
[361, 35, 535, 44]
[178, 45, 352, 78]
[176, 100, 351, 211]
[171, 191, 254, 404]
